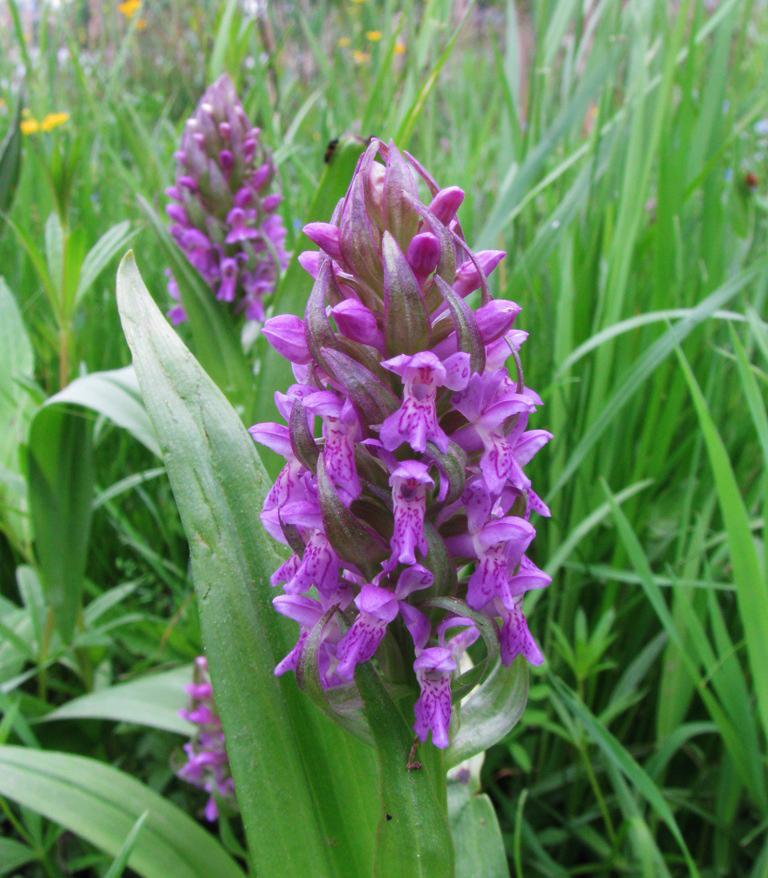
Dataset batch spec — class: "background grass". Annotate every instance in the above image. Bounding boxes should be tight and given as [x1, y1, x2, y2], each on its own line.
[1, 0, 767, 875]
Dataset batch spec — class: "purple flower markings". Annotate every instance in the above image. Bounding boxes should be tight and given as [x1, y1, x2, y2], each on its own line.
[250, 139, 552, 749]
[165, 74, 288, 324]
[177, 657, 234, 821]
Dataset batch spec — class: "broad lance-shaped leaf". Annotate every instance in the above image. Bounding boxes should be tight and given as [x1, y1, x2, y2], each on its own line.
[447, 779, 508, 878]
[27, 400, 94, 643]
[42, 366, 159, 457]
[447, 656, 528, 768]
[382, 230, 430, 357]
[355, 660, 455, 878]
[0, 746, 245, 878]
[44, 666, 194, 735]
[117, 253, 378, 878]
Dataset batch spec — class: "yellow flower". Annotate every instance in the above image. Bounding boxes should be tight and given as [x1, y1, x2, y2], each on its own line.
[350, 0, 366, 4]
[41, 112, 69, 132]
[136, 16, 148, 30]
[352, 50, 370, 64]
[394, 41, 406, 55]
[365, 30, 382, 41]
[337, 37, 351, 47]
[118, 0, 141, 20]
[21, 118, 40, 135]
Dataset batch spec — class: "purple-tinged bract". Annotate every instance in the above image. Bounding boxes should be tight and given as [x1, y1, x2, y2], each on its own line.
[250, 139, 551, 749]
[166, 74, 288, 324]
[176, 656, 235, 821]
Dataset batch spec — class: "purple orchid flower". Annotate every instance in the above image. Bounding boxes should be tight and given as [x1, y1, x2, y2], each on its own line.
[176, 657, 235, 821]
[166, 74, 288, 325]
[249, 139, 551, 749]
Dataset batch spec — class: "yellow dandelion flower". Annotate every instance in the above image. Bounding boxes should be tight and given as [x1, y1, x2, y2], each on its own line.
[0, 98, 6, 110]
[118, 0, 141, 20]
[41, 112, 69, 132]
[394, 41, 406, 55]
[337, 37, 351, 47]
[350, 0, 366, 4]
[136, 16, 148, 30]
[365, 30, 382, 41]
[352, 50, 371, 64]
[21, 118, 40, 135]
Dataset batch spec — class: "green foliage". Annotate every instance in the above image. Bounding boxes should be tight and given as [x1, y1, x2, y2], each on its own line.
[0, 746, 246, 878]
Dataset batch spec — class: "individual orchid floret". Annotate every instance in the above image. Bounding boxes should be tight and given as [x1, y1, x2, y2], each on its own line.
[166, 74, 288, 325]
[380, 351, 471, 452]
[249, 138, 551, 750]
[176, 657, 235, 821]
[413, 648, 457, 749]
[336, 585, 400, 680]
[388, 461, 434, 566]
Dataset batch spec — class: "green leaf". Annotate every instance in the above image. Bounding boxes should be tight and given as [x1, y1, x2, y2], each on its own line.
[117, 252, 379, 878]
[44, 666, 194, 735]
[549, 262, 765, 497]
[103, 812, 149, 878]
[676, 344, 768, 744]
[551, 675, 700, 877]
[0, 838, 36, 877]
[0, 86, 23, 240]
[447, 780, 508, 878]
[448, 656, 528, 768]
[44, 366, 159, 457]
[27, 403, 93, 643]
[356, 661, 455, 878]
[0, 279, 35, 551]
[74, 221, 135, 309]
[0, 746, 246, 878]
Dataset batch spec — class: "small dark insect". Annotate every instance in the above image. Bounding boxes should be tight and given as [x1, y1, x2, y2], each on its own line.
[406, 739, 422, 771]
[744, 171, 759, 191]
[385, 813, 393, 822]
[324, 137, 340, 164]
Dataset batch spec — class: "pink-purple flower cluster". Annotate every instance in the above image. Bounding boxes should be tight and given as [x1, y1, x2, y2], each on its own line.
[165, 74, 288, 325]
[250, 140, 551, 749]
[176, 656, 234, 822]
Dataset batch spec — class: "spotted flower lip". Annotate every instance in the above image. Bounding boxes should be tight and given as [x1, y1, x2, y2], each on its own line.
[250, 138, 550, 749]
[165, 74, 288, 325]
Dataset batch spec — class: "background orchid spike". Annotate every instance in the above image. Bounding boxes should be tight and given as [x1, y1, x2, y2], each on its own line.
[175, 657, 235, 822]
[250, 138, 551, 750]
[165, 74, 288, 325]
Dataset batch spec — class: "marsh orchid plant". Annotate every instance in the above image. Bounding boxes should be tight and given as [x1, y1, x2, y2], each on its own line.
[176, 656, 234, 822]
[250, 139, 551, 749]
[165, 74, 288, 325]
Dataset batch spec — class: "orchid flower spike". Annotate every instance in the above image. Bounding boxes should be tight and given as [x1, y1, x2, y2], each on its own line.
[165, 74, 288, 325]
[250, 139, 551, 749]
[176, 657, 236, 821]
